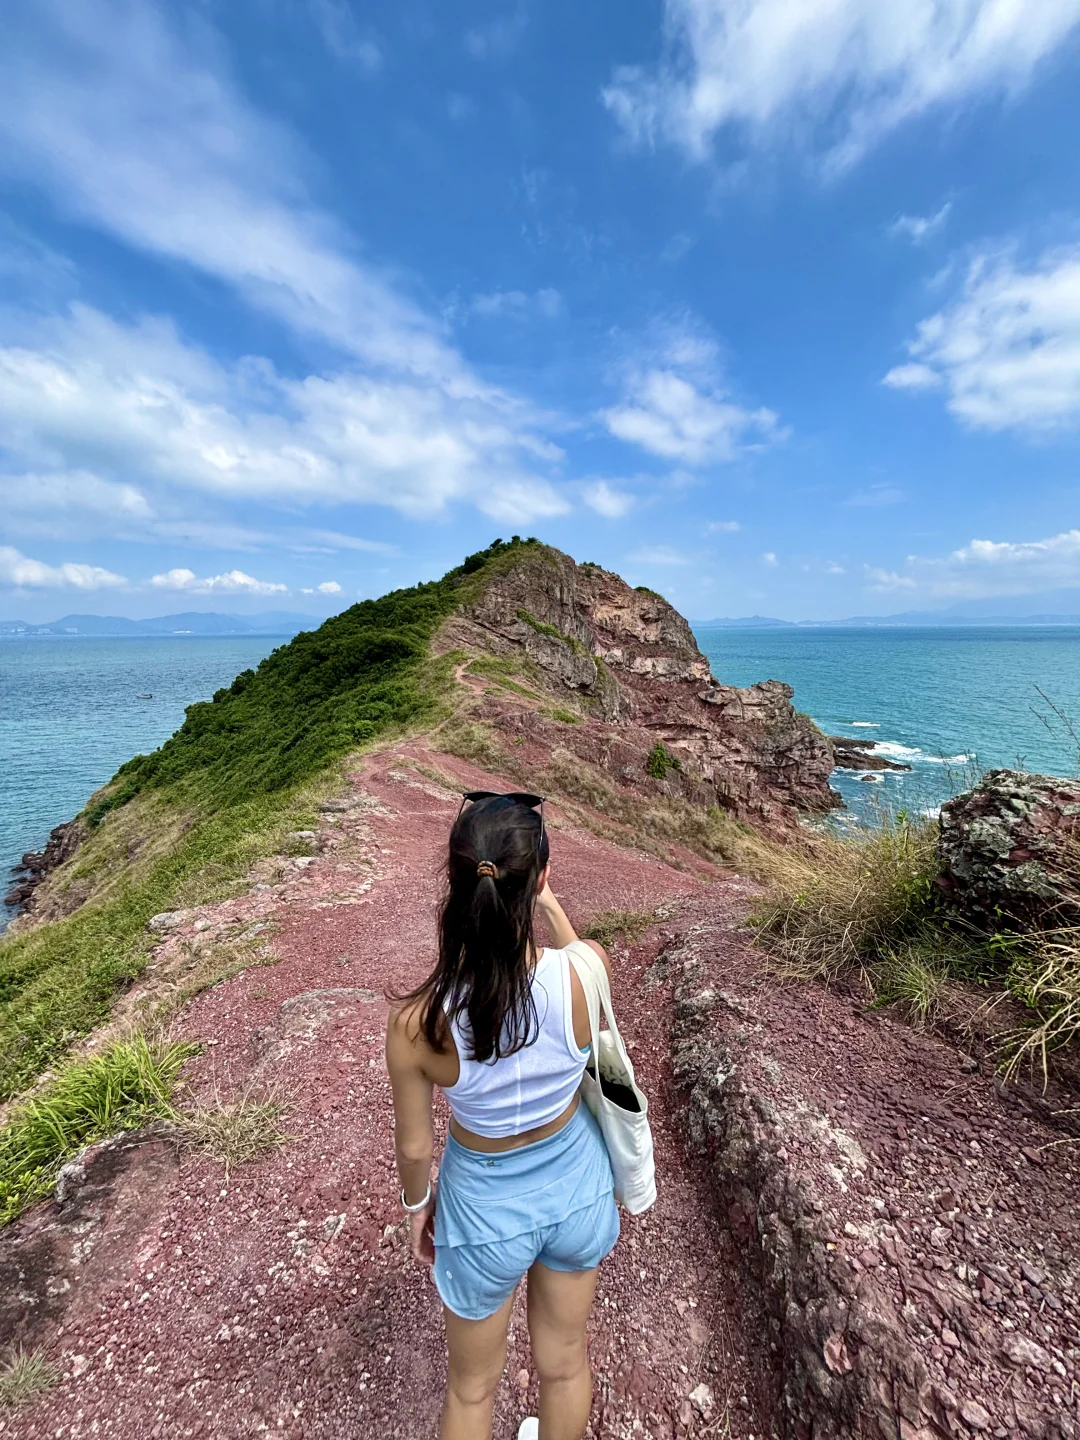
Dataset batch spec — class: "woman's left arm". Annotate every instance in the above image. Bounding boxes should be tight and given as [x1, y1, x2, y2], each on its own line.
[385, 1007, 436, 1263]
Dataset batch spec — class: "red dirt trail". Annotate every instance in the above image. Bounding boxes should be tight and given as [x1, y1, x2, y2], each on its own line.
[5, 744, 771, 1440]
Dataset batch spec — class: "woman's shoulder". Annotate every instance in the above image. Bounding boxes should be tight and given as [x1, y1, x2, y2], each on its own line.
[561, 936, 612, 980]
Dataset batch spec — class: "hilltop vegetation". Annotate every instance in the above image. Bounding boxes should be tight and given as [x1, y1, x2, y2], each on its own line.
[0, 537, 540, 1100]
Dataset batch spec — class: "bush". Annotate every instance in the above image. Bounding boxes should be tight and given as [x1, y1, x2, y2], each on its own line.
[645, 742, 681, 780]
[1002, 930, 1080, 1082]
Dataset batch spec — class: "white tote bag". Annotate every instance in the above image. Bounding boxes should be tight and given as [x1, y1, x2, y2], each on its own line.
[566, 939, 657, 1215]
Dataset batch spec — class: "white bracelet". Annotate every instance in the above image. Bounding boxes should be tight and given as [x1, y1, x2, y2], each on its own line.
[400, 1183, 432, 1214]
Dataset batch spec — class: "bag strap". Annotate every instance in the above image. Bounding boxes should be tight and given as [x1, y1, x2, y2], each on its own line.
[566, 940, 639, 1087]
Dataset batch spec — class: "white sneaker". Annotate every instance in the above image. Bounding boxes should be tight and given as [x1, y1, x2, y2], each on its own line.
[517, 1421, 539, 1440]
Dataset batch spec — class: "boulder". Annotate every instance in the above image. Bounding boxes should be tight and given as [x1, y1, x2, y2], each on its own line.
[938, 769, 1080, 928]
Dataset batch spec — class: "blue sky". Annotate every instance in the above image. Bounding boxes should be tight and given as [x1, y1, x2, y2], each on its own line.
[2, 0, 1080, 621]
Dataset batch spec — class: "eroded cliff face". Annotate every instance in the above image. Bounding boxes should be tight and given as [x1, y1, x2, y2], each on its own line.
[438, 546, 839, 828]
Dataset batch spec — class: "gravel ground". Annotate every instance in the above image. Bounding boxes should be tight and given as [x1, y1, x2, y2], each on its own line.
[2, 744, 773, 1439]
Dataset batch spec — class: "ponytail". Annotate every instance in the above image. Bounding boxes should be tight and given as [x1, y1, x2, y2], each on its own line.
[401, 795, 549, 1061]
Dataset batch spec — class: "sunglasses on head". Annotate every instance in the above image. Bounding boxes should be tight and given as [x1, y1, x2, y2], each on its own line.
[457, 790, 547, 850]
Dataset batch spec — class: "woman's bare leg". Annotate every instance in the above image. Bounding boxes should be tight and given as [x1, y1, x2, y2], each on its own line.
[440, 1293, 514, 1440]
[525, 1263, 599, 1440]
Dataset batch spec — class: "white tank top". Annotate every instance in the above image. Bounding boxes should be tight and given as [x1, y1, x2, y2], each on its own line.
[442, 946, 589, 1139]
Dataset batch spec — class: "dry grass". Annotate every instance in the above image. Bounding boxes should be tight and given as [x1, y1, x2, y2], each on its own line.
[1000, 929, 1080, 1084]
[583, 908, 656, 948]
[751, 816, 941, 979]
[172, 1084, 291, 1175]
[0, 1348, 59, 1409]
[433, 717, 505, 770]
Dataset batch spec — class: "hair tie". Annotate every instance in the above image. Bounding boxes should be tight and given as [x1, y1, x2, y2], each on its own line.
[476, 860, 498, 880]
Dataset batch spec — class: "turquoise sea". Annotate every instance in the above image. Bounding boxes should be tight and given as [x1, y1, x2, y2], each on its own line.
[3, 628, 1080, 929]
[695, 626, 1080, 827]
[0, 635, 282, 930]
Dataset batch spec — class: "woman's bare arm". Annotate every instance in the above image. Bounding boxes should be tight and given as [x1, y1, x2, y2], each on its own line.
[385, 1008, 436, 1262]
[536, 880, 577, 948]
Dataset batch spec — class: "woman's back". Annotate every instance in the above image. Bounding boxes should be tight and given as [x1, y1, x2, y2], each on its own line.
[442, 945, 589, 1140]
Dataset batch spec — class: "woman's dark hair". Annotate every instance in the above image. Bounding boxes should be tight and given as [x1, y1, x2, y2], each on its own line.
[406, 795, 550, 1062]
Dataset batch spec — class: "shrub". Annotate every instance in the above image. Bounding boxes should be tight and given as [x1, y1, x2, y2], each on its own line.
[645, 742, 681, 780]
[1001, 930, 1080, 1082]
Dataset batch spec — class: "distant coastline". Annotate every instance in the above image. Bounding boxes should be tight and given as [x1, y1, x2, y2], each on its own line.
[0, 609, 322, 639]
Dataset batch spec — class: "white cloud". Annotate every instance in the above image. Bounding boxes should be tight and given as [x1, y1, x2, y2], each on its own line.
[603, 0, 1080, 170]
[0, 544, 126, 590]
[866, 529, 1080, 598]
[309, 0, 382, 70]
[889, 202, 952, 244]
[316, 580, 342, 594]
[600, 322, 781, 465]
[705, 519, 740, 533]
[0, 0, 457, 379]
[883, 243, 1080, 433]
[0, 305, 570, 526]
[470, 289, 564, 321]
[825, 561, 846, 574]
[628, 545, 690, 565]
[150, 567, 288, 596]
[762, 551, 779, 567]
[582, 481, 634, 519]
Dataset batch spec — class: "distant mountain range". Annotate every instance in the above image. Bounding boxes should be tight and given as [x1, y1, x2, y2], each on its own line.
[695, 589, 1080, 629]
[0, 611, 318, 638]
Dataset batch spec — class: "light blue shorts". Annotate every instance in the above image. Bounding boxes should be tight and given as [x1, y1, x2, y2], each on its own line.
[433, 1102, 620, 1321]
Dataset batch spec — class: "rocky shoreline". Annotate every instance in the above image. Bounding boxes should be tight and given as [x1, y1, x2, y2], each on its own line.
[3, 817, 84, 917]
[828, 734, 913, 773]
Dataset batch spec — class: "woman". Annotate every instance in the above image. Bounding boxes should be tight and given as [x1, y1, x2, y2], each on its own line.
[386, 792, 619, 1440]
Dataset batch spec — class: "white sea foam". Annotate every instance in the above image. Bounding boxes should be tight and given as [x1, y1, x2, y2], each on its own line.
[850, 721, 880, 728]
[919, 806, 943, 819]
[873, 741, 923, 760]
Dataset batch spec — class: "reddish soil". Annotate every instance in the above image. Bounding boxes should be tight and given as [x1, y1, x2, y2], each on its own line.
[1, 743, 773, 1440]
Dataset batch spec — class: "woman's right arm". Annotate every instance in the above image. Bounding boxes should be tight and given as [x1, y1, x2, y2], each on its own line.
[536, 880, 577, 948]
[537, 881, 612, 979]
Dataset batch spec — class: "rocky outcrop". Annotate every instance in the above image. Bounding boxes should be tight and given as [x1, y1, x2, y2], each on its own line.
[663, 898, 1080, 1440]
[3, 817, 85, 916]
[829, 737, 912, 773]
[938, 769, 1080, 928]
[439, 548, 839, 828]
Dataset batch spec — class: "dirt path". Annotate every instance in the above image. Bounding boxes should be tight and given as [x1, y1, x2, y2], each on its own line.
[4, 744, 772, 1440]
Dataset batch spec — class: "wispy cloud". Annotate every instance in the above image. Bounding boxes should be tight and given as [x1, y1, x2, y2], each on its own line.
[0, 544, 126, 590]
[600, 318, 781, 465]
[465, 7, 528, 61]
[628, 544, 689, 565]
[582, 481, 634, 518]
[883, 241, 1080, 433]
[309, 0, 381, 70]
[0, 0, 454, 378]
[469, 288, 564, 321]
[889, 202, 952, 244]
[705, 519, 740, 533]
[603, 0, 1080, 171]
[866, 529, 1080, 598]
[762, 551, 779, 567]
[843, 484, 906, 508]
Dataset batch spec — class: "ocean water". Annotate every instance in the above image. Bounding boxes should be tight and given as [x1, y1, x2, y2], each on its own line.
[3, 628, 1079, 929]
[695, 626, 1080, 827]
[0, 635, 282, 929]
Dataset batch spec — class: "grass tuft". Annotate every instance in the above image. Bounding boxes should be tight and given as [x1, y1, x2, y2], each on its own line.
[173, 1087, 291, 1174]
[0, 1347, 59, 1409]
[583, 909, 656, 948]
[0, 1034, 197, 1225]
